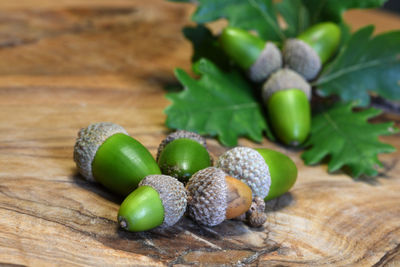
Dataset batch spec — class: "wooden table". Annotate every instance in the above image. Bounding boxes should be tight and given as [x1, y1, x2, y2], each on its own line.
[1, 1, 400, 266]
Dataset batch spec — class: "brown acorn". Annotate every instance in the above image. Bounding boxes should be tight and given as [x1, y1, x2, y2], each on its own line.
[186, 167, 253, 227]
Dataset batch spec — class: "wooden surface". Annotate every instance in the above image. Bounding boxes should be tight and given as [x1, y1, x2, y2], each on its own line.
[0, 1, 400, 266]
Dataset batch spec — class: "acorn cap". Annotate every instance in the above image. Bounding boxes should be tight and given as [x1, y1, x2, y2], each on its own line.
[262, 68, 311, 102]
[156, 130, 209, 161]
[139, 175, 187, 228]
[216, 147, 271, 199]
[73, 122, 128, 182]
[246, 196, 267, 227]
[283, 39, 322, 81]
[248, 42, 282, 83]
[234, 196, 267, 228]
[186, 167, 228, 226]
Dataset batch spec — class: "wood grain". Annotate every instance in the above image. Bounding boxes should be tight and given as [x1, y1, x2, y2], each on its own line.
[0, 1, 399, 266]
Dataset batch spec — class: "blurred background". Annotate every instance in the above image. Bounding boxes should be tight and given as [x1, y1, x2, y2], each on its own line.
[384, 0, 400, 13]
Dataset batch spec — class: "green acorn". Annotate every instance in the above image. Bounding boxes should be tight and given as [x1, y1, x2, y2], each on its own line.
[219, 26, 282, 82]
[255, 148, 297, 201]
[73, 122, 161, 196]
[283, 22, 341, 80]
[216, 146, 271, 199]
[262, 69, 311, 146]
[217, 147, 298, 202]
[118, 175, 187, 232]
[157, 130, 212, 183]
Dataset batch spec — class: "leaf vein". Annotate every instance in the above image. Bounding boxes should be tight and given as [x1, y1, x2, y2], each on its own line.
[247, 0, 285, 41]
[318, 58, 396, 85]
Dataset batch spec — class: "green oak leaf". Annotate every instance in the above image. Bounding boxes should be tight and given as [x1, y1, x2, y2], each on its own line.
[171, 0, 284, 42]
[183, 25, 230, 70]
[275, 0, 310, 38]
[165, 58, 272, 146]
[315, 26, 400, 106]
[169, 0, 386, 41]
[302, 0, 387, 24]
[337, 22, 352, 50]
[302, 102, 398, 177]
[275, 0, 352, 50]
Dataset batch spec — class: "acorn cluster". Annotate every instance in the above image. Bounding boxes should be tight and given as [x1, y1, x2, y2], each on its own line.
[74, 123, 297, 232]
[219, 23, 341, 146]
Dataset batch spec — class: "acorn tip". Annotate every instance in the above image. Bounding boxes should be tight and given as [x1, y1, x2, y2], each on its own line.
[119, 217, 128, 229]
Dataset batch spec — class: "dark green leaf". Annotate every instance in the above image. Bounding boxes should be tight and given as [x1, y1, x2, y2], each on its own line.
[189, 0, 285, 42]
[302, 102, 398, 177]
[183, 25, 230, 70]
[337, 22, 352, 50]
[276, 0, 310, 38]
[315, 26, 400, 106]
[165, 58, 272, 146]
[302, 0, 387, 24]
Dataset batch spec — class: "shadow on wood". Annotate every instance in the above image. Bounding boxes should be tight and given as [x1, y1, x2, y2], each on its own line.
[71, 172, 124, 205]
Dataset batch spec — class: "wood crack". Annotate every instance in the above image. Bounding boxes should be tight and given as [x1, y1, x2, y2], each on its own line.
[372, 242, 400, 266]
[0, 206, 95, 237]
[0, 263, 26, 267]
[239, 245, 281, 266]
